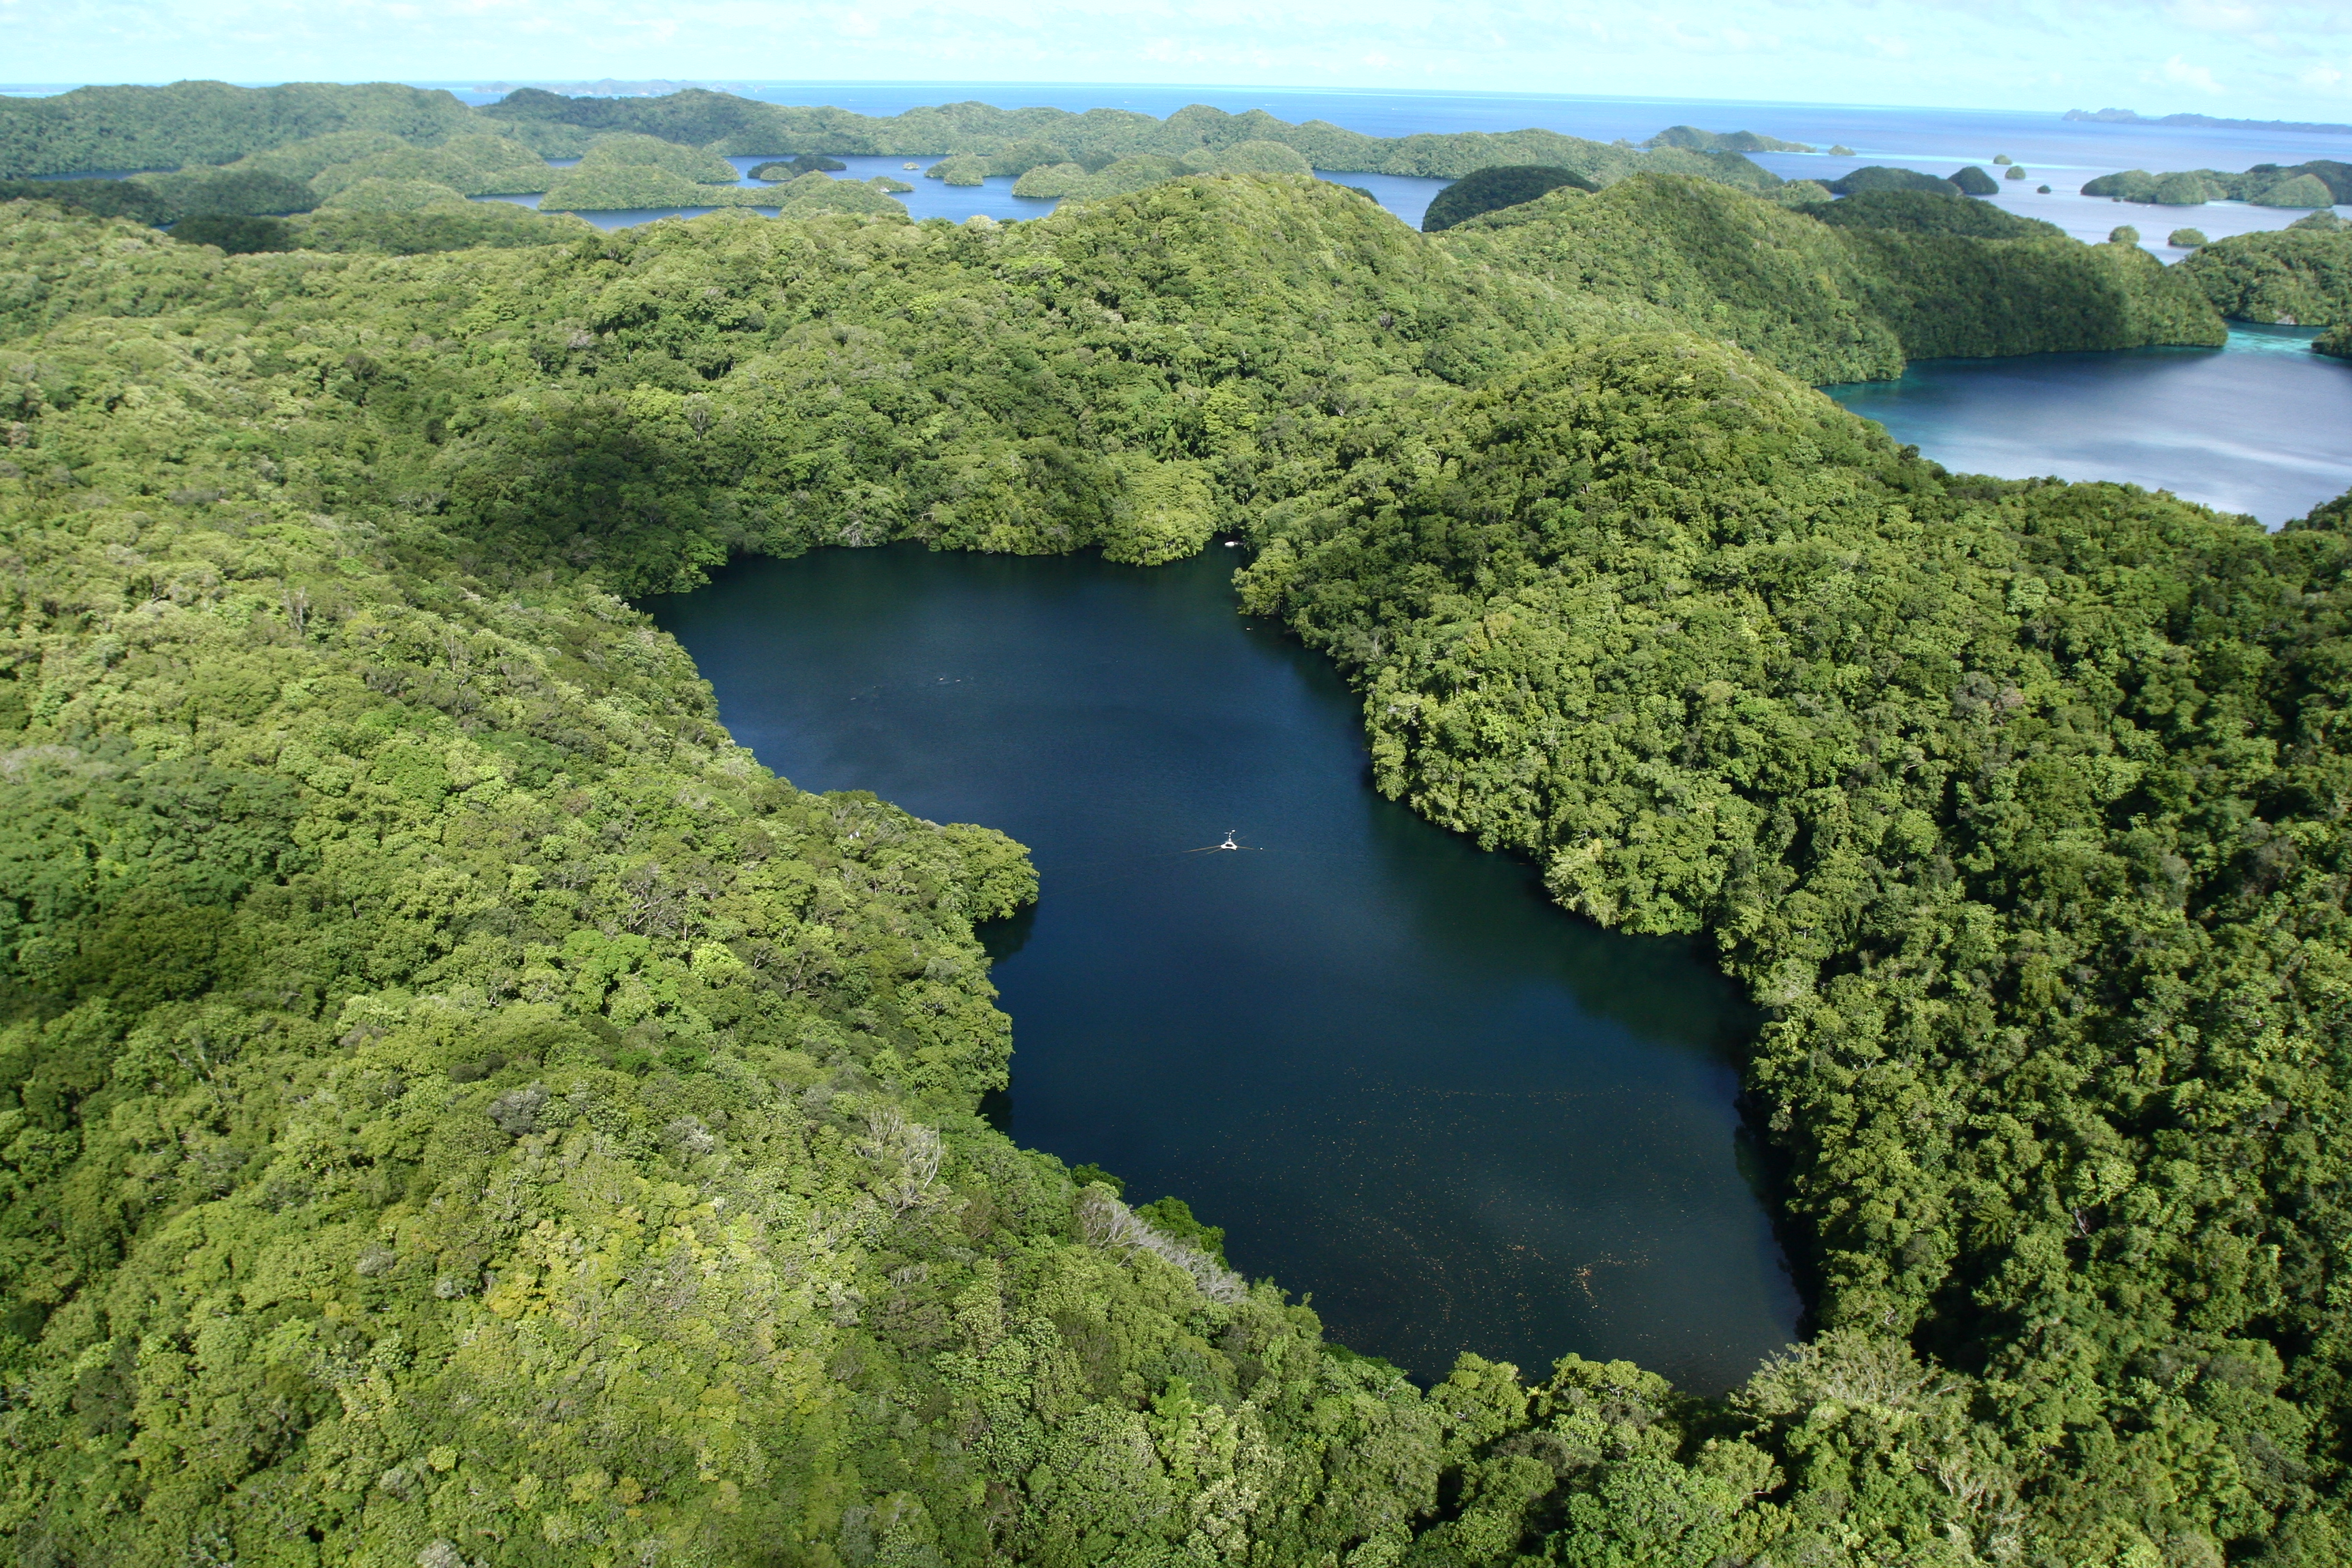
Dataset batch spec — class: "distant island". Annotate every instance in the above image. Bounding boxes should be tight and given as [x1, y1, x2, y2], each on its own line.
[1645, 125, 1816, 154]
[2068, 105, 2352, 135]
[2078, 159, 2351, 208]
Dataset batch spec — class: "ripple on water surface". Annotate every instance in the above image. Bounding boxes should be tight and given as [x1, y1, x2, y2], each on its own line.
[648, 544, 1801, 1392]
[1826, 326, 2352, 527]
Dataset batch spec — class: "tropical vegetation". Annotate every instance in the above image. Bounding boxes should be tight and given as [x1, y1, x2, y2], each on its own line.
[1420, 167, 1599, 233]
[2180, 223, 2352, 326]
[1825, 166, 1961, 196]
[1439, 178, 2217, 385]
[749, 157, 849, 180]
[2080, 160, 2352, 208]
[1, 82, 1795, 197]
[0, 87, 2348, 1565]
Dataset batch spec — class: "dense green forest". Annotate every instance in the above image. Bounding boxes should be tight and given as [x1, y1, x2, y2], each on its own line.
[0, 81, 1790, 194]
[1796, 189, 2065, 240]
[1420, 167, 1599, 233]
[0, 139, 2344, 1567]
[2179, 223, 2352, 326]
[1435, 178, 2219, 385]
[0, 82, 479, 177]
[2080, 159, 2352, 207]
[472, 88, 1790, 186]
[1825, 167, 1961, 197]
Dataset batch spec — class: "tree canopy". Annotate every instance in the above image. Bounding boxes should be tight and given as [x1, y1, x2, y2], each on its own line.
[0, 155, 2339, 1566]
[1826, 165, 1961, 195]
[2180, 223, 2352, 326]
[3, 80, 1790, 191]
[1422, 165, 1601, 232]
[2082, 161, 2352, 208]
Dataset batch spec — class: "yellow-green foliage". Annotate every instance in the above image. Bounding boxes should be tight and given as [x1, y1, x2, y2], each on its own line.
[154, 129, 554, 204]
[227, 129, 415, 182]
[306, 133, 555, 198]
[1183, 140, 1313, 176]
[0, 200, 1443, 1567]
[2181, 224, 2352, 325]
[761, 172, 909, 222]
[538, 169, 903, 219]
[1013, 149, 1308, 205]
[0, 82, 478, 178]
[577, 133, 741, 186]
[538, 168, 771, 213]
[2082, 162, 2349, 208]
[925, 153, 988, 186]
[314, 178, 472, 212]
[1011, 161, 1092, 198]
[1103, 457, 1218, 564]
[983, 138, 1075, 179]
[2257, 172, 2338, 208]
[536, 129, 803, 214]
[287, 203, 595, 255]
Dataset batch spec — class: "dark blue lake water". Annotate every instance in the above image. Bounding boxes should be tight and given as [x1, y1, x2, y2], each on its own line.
[648, 545, 1797, 1392]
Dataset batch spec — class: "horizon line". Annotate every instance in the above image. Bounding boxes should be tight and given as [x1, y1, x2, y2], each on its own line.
[0, 78, 2187, 123]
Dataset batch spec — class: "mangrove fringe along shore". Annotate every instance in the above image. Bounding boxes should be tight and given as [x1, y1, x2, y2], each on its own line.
[0, 170, 2345, 1565]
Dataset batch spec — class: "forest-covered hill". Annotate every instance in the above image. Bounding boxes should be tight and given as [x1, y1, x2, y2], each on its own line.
[2180, 220, 2352, 327]
[0, 80, 1803, 224]
[0, 80, 1790, 190]
[0, 163, 2343, 1566]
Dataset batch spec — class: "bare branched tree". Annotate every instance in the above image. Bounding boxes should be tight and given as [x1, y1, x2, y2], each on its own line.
[1075, 1187, 1246, 1304]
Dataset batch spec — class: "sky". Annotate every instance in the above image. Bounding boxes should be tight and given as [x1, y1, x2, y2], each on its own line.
[8, 1, 2352, 120]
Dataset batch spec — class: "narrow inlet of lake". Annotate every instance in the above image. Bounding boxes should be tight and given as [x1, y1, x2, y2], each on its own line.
[648, 544, 1799, 1391]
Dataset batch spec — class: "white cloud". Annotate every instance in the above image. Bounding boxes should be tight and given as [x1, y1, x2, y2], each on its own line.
[1657, 17, 1782, 54]
[10, 0, 2352, 119]
[2156, 52, 2226, 92]
[2167, 0, 2262, 31]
